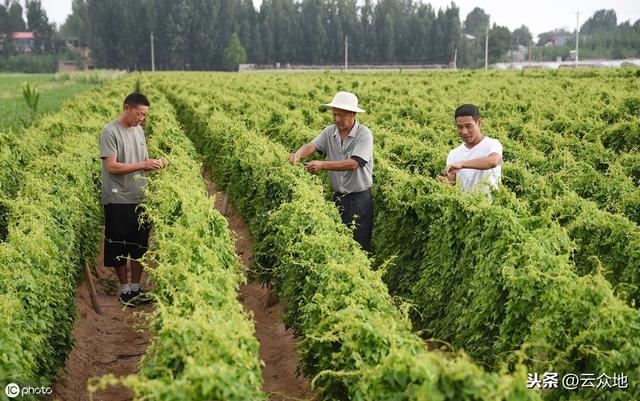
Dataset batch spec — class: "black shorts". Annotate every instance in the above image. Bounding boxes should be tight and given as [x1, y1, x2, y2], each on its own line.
[103, 203, 150, 268]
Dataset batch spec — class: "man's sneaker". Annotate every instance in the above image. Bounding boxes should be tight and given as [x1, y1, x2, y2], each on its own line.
[119, 291, 137, 308]
[131, 289, 154, 305]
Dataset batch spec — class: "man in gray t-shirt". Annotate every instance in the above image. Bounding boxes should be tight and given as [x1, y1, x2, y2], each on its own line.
[99, 92, 165, 307]
[100, 120, 149, 204]
[289, 91, 374, 252]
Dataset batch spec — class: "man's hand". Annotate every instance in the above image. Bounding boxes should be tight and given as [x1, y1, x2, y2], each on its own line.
[143, 158, 165, 171]
[289, 152, 301, 165]
[444, 161, 464, 176]
[304, 160, 324, 172]
[289, 143, 318, 165]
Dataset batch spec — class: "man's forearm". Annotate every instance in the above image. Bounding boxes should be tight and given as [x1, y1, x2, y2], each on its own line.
[460, 155, 501, 170]
[107, 161, 146, 175]
[321, 159, 358, 171]
[294, 143, 317, 159]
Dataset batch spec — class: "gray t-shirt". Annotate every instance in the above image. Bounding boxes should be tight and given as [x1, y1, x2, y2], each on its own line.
[311, 122, 374, 194]
[99, 120, 149, 205]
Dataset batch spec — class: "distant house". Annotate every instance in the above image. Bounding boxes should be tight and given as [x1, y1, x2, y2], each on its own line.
[544, 33, 572, 48]
[57, 36, 95, 72]
[0, 32, 35, 52]
[64, 37, 92, 58]
[57, 59, 96, 73]
[507, 45, 529, 61]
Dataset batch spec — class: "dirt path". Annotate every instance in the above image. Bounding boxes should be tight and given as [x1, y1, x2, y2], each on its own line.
[48, 240, 152, 401]
[202, 165, 315, 401]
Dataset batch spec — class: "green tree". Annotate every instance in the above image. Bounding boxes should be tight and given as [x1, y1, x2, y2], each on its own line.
[408, 3, 436, 62]
[301, 0, 328, 63]
[581, 9, 617, 35]
[0, 4, 7, 32]
[373, 0, 399, 62]
[459, 7, 490, 68]
[237, 0, 258, 63]
[7, 0, 26, 31]
[222, 32, 246, 69]
[463, 7, 489, 35]
[512, 25, 532, 47]
[0, 0, 26, 54]
[26, 0, 56, 53]
[59, 0, 91, 46]
[357, 0, 374, 62]
[166, 0, 191, 69]
[0, 4, 8, 54]
[380, 12, 395, 61]
[488, 24, 511, 62]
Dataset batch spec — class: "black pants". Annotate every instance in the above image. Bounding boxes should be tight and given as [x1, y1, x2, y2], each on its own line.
[333, 188, 374, 252]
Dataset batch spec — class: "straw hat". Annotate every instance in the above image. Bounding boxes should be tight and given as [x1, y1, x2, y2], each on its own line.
[323, 91, 366, 113]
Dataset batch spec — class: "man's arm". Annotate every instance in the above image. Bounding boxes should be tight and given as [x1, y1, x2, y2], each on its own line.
[444, 153, 501, 176]
[306, 128, 370, 172]
[305, 159, 358, 172]
[289, 143, 318, 165]
[103, 156, 163, 175]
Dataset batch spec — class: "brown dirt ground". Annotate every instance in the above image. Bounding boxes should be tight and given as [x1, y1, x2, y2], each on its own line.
[47, 238, 153, 401]
[202, 165, 316, 401]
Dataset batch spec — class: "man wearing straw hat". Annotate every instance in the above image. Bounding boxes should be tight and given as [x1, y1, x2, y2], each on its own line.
[289, 91, 374, 252]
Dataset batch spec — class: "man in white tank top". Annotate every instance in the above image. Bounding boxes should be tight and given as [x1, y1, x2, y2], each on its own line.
[439, 104, 503, 195]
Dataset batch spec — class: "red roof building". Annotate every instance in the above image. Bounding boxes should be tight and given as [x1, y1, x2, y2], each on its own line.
[0, 32, 36, 52]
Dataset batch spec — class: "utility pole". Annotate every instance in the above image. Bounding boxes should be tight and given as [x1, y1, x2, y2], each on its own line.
[150, 31, 155, 72]
[344, 35, 348, 71]
[575, 11, 580, 66]
[528, 38, 532, 65]
[485, 20, 489, 70]
[453, 48, 457, 69]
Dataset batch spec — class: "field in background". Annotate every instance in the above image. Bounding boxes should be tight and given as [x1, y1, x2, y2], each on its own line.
[0, 71, 125, 130]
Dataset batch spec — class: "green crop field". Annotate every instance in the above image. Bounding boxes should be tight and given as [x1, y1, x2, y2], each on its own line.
[1, 68, 638, 401]
[0, 72, 123, 130]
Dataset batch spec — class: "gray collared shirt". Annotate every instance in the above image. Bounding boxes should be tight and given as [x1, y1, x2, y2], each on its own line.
[311, 121, 374, 194]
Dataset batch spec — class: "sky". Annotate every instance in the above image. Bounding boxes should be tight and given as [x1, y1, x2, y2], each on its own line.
[42, 0, 640, 38]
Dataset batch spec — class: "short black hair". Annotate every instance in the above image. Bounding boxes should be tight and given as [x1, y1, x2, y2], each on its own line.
[124, 92, 150, 107]
[454, 104, 480, 122]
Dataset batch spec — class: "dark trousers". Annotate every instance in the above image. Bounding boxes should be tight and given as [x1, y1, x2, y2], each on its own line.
[333, 188, 374, 252]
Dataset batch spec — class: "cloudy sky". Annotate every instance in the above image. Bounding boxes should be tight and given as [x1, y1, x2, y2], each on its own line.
[42, 0, 639, 38]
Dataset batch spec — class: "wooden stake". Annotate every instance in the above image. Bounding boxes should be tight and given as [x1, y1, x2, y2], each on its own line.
[264, 282, 279, 308]
[84, 262, 101, 315]
[222, 192, 230, 216]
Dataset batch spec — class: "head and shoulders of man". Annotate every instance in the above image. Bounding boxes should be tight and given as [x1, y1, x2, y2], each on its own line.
[321, 91, 372, 141]
[452, 103, 500, 152]
[105, 92, 150, 134]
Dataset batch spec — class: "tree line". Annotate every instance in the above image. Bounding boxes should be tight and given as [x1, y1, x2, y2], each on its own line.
[537, 10, 640, 61]
[2, 0, 639, 71]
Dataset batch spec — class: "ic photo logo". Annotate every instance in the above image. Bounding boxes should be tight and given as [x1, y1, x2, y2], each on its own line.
[4, 383, 19, 399]
[4, 383, 53, 398]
